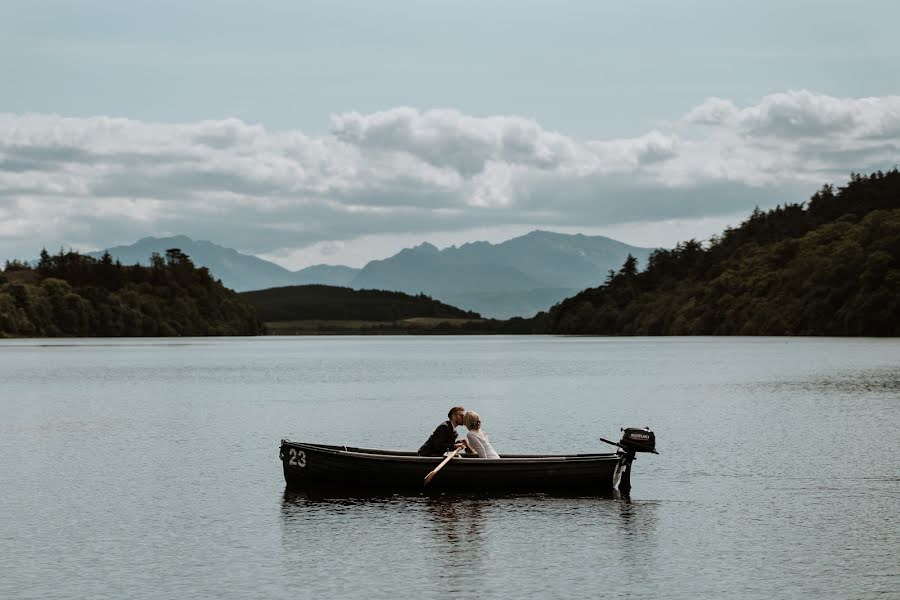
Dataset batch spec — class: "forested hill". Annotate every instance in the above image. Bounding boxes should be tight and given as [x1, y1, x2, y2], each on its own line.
[240, 285, 481, 322]
[0, 249, 263, 337]
[547, 170, 900, 336]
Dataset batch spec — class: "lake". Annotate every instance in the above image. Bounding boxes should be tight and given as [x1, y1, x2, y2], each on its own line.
[1, 336, 898, 599]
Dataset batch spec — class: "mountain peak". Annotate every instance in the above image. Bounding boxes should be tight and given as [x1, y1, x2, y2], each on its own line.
[135, 234, 195, 246]
[521, 229, 579, 241]
[411, 241, 439, 253]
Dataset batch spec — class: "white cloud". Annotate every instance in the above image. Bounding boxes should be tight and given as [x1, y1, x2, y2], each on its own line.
[684, 97, 739, 126]
[331, 107, 579, 176]
[1, 90, 898, 265]
[687, 90, 900, 140]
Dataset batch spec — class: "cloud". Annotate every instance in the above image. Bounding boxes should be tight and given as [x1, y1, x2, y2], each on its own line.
[683, 97, 739, 126]
[331, 107, 579, 176]
[686, 90, 900, 140]
[1, 90, 898, 263]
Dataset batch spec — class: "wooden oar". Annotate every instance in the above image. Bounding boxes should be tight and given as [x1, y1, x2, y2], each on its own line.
[424, 446, 463, 485]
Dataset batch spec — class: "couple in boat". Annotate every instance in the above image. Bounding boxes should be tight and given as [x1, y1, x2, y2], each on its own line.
[417, 406, 500, 459]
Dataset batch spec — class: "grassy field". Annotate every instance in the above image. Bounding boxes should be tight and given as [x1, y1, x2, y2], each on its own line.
[265, 317, 486, 335]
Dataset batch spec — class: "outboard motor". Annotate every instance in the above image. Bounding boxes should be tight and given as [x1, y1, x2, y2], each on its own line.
[619, 427, 657, 455]
[600, 427, 658, 494]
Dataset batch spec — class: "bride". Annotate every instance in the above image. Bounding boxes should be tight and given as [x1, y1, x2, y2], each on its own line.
[464, 411, 500, 459]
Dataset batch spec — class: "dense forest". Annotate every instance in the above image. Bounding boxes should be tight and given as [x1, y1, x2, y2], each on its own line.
[0, 248, 262, 337]
[548, 170, 900, 336]
[240, 284, 481, 322]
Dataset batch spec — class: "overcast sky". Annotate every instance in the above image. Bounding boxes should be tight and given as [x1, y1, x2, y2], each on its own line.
[2, 0, 899, 268]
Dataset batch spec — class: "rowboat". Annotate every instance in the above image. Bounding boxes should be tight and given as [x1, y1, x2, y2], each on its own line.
[278, 428, 657, 493]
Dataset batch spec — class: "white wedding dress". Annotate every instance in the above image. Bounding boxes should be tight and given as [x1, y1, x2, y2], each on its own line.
[466, 429, 500, 459]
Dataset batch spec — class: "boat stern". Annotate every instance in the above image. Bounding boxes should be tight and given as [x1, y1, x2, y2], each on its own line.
[605, 427, 659, 494]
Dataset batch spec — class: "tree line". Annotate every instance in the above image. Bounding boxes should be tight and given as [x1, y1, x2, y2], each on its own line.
[5, 169, 897, 338]
[547, 170, 900, 336]
[240, 284, 482, 322]
[0, 248, 263, 337]
[240, 284, 548, 334]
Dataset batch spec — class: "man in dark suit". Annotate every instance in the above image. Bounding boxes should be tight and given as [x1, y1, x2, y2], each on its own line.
[417, 406, 471, 456]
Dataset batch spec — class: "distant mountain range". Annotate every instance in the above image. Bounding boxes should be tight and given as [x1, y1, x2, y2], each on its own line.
[350, 231, 655, 317]
[87, 236, 359, 290]
[90, 231, 655, 318]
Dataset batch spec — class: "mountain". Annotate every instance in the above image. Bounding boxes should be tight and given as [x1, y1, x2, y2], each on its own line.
[350, 231, 655, 318]
[436, 287, 579, 321]
[292, 264, 360, 287]
[352, 242, 546, 293]
[88, 236, 358, 292]
[86, 231, 655, 318]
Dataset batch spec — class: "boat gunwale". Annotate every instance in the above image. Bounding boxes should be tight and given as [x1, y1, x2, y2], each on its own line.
[281, 439, 621, 464]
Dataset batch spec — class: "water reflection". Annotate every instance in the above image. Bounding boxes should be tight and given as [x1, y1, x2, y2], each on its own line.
[278, 487, 659, 597]
[281, 489, 650, 539]
[742, 366, 900, 395]
[280, 488, 404, 518]
[424, 494, 489, 550]
[615, 498, 661, 566]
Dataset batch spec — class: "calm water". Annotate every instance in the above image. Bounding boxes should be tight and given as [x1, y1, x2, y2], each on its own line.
[1, 336, 898, 599]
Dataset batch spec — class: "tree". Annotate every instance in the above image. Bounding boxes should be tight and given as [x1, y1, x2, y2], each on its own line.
[546, 170, 900, 336]
[0, 249, 263, 337]
[165, 248, 192, 266]
[619, 254, 638, 277]
[37, 248, 52, 276]
[3, 259, 31, 271]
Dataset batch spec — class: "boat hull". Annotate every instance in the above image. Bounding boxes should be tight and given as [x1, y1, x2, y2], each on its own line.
[280, 440, 626, 492]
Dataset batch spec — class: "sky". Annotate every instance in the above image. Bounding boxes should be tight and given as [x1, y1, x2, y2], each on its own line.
[2, 0, 899, 268]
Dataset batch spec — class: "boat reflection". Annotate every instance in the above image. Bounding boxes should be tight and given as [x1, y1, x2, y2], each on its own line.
[614, 495, 661, 570]
[280, 486, 624, 505]
[279, 486, 654, 592]
[424, 494, 490, 550]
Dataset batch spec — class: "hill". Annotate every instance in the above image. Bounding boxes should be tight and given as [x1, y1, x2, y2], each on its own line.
[547, 170, 900, 336]
[0, 249, 262, 337]
[240, 285, 481, 322]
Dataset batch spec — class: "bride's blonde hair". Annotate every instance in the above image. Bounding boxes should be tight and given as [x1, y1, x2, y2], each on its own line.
[464, 411, 481, 430]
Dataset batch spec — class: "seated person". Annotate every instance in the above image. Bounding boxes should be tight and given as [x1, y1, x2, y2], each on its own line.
[417, 406, 472, 456]
[464, 411, 500, 459]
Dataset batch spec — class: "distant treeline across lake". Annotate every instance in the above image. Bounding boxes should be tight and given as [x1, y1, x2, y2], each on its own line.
[0, 249, 261, 337]
[239, 285, 543, 335]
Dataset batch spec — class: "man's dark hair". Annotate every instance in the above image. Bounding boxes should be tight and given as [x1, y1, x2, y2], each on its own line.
[448, 406, 465, 420]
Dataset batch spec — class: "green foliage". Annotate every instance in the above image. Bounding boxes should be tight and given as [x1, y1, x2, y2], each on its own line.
[547, 170, 900, 336]
[1, 247, 262, 337]
[241, 284, 482, 322]
[240, 284, 548, 335]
